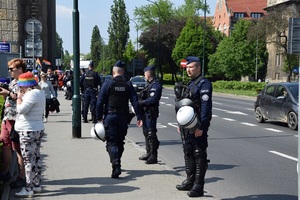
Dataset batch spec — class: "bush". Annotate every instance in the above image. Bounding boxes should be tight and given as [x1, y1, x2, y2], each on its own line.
[212, 81, 266, 91]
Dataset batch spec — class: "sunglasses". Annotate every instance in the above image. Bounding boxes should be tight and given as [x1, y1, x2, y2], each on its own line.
[8, 67, 19, 71]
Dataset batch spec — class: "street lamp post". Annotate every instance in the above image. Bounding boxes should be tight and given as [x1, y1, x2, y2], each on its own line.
[130, 18, 139, 76]
[72, 0, 81, 138]
[202, 0, 206, 76]
[147, 0, 162, 82]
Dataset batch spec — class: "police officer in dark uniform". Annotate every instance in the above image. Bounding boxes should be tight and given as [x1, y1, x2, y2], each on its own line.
[174, 56, 212, 197]
[138, 66, 162, 164]
[82, 61, 100, 123]
[96, 60, 143, 178]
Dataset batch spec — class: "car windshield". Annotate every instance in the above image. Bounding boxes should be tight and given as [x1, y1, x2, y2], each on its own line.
[288, 85, 299, 101]
[131, 77, 145, 82]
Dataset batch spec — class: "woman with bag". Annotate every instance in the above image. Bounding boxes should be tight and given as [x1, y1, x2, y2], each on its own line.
[14, 72, 45, 198]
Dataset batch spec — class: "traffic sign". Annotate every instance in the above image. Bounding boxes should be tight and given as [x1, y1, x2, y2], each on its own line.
[25, 18, 42, 36]
[288, 18, 300, 54]
[180, 60, 187, 68]
[0, 42, 11, 53]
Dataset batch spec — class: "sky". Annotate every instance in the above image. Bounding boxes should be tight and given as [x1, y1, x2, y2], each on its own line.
[56, 0, 217, 54]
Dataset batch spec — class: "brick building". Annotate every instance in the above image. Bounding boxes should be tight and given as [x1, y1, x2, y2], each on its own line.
[213, 0, 267, 36]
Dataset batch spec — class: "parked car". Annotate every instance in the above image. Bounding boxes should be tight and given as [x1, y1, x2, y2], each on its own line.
[130, 75, 147, 93]
[254, 82, 299, 130]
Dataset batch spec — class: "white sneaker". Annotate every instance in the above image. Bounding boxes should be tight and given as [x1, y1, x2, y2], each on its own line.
[15, 187, 34, 198]
[43, 118, 47, 123]
[33, 186, 42, 193]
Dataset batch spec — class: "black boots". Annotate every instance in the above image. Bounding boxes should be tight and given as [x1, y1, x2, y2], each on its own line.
[139, 139, 150, 160]
[145, 139, 159, 164]
[176, 175, 195, 191]
[176, 155, 195, 191]
[187, 157, 207, 197]
[187, 184, 204, 197]
[111, 164, 121, 178]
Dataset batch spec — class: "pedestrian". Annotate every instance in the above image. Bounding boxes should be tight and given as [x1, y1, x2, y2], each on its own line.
[82, 61, 101, 123]
[14, 72, 45, 198]
[39, 72, 56, 123]
[96, 60, 142, 178]
[46, 67, 58, 97]
[174, 56, 212, 197]
[138, 66, 162, 164]
[0, 58, 26, 188]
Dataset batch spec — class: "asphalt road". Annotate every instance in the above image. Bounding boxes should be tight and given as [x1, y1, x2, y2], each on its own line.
[127, 88, 298, 200]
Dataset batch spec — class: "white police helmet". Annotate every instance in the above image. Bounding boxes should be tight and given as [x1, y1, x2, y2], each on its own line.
[90, 122, 106, 141]
[176, 106, 198, 130]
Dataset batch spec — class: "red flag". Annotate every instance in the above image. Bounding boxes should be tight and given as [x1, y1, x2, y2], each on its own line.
[43, 59, 51, 65]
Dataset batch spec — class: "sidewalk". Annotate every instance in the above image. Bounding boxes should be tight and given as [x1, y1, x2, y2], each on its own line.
[9, 91, 218, 200]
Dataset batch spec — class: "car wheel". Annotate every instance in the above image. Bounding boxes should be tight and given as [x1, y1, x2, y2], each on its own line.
[287, 111, 298, 130]
[255, 106, 265, 123]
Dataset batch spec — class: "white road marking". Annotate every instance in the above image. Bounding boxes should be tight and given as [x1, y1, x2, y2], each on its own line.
[223, 118, 236, 122]
[168, 122, 178, 128]
[213, 108, 247, 115]
[246, 108, 253, 111]
[166, 104, 174, 106]
[264, 128, 283, 132]
[161, 96, 169, 99]
[156, 123, 167, 128]
[160, 102, 166, 104]
[212, 115, 218, 117]
[241, 122, 257, 127]
[269, 151, 298, 161]
[213, 102, 222, 105]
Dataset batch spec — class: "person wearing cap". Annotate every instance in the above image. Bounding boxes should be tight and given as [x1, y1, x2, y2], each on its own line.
[0, 58, 26, 188]
[96, 60, 143, 178]
[82, 61, 101, 123]
[138, 65, 162, 164]
[14, 72, 45, 198]
[175, 56, 212, 197]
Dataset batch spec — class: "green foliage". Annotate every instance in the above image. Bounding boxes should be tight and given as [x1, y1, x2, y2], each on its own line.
[134, 0, 177, 31]
[56, 32, 63, 58]
[108, 0, 130, 61]
[172, 18, 221, 76]
[208, 19, 267, 80]
[213, 80, 266, 91]
[123, 40, 136, 63]
[90, 26, 102, 67]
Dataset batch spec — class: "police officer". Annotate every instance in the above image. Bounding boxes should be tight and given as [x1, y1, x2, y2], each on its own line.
[82, 61, 100, 123]
[138, 66, 162, 164]
[96, 60, 142, 178]
[174, 56, 212, 197]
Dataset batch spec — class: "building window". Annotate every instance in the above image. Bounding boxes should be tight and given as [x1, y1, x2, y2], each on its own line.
[234, 13, 245, 19]
[275, 54, 281, 66]
[251, 13, 262, 19]
[223, 23, 227, 34]
[218, 24, 221, 31]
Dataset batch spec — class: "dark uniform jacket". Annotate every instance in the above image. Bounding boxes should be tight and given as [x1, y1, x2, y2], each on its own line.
[96, 75, 142, 121]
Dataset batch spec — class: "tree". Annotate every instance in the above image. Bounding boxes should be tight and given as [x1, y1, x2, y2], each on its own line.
[176, 0, 208, 18]
[140, 18, 187, 82]
[107, 0, 130, 61]
[63, 50, 73, 70]
[249, 6, 299, 82]
[56, 32, 63, 58]
[172, 18, 222, 77]
[208, 20, 267, 80]
[123, 40, 136, 64]
[90, 25, 102, 68]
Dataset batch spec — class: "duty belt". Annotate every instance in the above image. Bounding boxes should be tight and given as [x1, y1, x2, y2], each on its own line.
[108, 108, 128, 113]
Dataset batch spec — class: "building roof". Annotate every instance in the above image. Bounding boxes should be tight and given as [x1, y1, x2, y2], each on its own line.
[227, 0, 267, 16]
